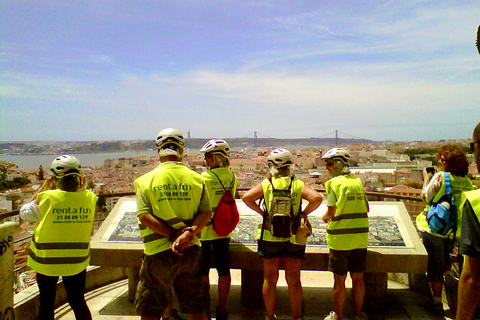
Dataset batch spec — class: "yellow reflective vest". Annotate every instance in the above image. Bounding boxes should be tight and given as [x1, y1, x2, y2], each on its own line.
[458, 189, 480, 234]
[28, 189, 97, 276]
[135, 162, 206, 255]
[258, 176, 304, 244]
[325, 175, 369, 250]
[416, 171, 473, 235]
[201, 167, 238, 240]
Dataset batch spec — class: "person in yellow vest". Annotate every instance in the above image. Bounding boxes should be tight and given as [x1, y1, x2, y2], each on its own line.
[242, 148, 323, 320]
[416, 144, 473, 316]
[20, 155, 98, 320]
[134, 128, 212, 320]
[456, 122, 480, 320]
[199, 139, 238, 320]
[321, 148, 369, 320]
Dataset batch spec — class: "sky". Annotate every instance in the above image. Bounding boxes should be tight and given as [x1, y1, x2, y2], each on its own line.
[1, 1, 479, 143]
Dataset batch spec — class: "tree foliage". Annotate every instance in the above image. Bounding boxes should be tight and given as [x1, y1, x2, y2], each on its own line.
[0, 162, 31, 191]
[0, 176, 31, 191]
[407, 182, 423, 189]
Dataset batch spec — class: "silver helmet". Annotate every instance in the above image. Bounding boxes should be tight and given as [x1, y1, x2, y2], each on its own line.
[267, 148, 293, 168]
[322, 148, 351, 165]
[200, 139, 230, 157]
[50, 155, 82, 178]
[155, 128, 185, 150]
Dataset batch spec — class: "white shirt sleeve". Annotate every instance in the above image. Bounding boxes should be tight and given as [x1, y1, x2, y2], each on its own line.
[421, 172, 443, 204]
[20, 202, 41, 222]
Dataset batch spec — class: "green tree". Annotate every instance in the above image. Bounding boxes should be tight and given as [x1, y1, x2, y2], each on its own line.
[407, 182, 423, 189]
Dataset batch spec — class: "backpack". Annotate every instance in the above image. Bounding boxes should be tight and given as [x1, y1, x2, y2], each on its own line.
[265, 177, 295, 238]
[210, 171, 239, 237]
[426, 172, 457, 235]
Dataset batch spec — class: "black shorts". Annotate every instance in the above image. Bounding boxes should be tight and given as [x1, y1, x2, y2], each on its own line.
[201, 238, 231, 277]
[328, 248, 367, 276]
[258, 240, 305, 259]
[420, 231, 452, 282]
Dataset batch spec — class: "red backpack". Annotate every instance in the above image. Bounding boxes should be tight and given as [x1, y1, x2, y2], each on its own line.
[210, 171, 239, 237]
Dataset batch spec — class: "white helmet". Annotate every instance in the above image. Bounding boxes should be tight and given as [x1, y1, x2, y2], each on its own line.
[322, 148, 351, 165]
[155, 128, 185, 150]
[200, 139, 230, 157]
[267, 148, 293, 168]
[50, 155, 82, 178]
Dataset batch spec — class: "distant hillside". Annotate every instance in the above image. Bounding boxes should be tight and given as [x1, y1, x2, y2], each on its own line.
[0, 138, 373, 155]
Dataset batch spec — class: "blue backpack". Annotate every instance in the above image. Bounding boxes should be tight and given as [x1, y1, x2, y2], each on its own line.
[426, 172, 457, 235]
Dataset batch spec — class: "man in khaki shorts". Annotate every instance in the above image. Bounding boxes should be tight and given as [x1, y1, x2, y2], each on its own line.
[134, 128, 212, 320]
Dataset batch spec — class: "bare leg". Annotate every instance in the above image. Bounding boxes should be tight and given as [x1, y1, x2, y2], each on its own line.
[217, 275, 231, 316]
[350, 272, 365, 317]
[284, 258, 303, 319]
[333, 273, 347, 320]
[456, 256, 480, 320]
[263, 258, 281, 319]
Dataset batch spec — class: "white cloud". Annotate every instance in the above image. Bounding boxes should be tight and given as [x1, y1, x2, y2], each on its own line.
[1, 1, 479, 142]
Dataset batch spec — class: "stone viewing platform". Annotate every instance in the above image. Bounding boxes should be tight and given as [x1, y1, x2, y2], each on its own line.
[10, 197, 460, 320]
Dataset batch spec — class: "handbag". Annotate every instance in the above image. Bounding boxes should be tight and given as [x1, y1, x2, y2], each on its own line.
[293, 212, 312, 245]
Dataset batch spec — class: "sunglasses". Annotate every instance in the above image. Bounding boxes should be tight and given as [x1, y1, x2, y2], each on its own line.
[471, 141, 479, 152]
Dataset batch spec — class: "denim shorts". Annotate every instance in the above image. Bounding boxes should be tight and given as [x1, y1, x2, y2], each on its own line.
[135, 246, 209, 317]
[328, 248, 367, 276]
[258, 240, 306, 259]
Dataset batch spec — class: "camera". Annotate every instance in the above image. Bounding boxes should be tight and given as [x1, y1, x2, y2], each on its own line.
[426, 167, 435, 174]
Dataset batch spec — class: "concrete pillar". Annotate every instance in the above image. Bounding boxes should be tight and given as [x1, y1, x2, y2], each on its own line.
[363, 272, 389, 310]
[127, 266, 140, 303]
[0, 221, 20, 320]
[240, 269, 264, 307]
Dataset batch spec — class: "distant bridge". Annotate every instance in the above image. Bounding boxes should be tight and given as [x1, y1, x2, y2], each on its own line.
[239, 130, 371, 148]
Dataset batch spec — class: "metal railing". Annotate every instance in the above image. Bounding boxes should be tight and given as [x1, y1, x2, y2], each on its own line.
[1, 188, 422, 222]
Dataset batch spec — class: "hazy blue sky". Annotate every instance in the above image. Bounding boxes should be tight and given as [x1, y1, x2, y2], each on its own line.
[1, 1, 479, 142]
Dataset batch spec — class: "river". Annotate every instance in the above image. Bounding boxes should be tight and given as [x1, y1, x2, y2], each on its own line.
[0, 150, 160, 169]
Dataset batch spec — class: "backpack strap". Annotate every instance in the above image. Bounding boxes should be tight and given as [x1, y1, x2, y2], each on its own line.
[268, 176, 295, 192]
[267, 176, 298, 215]
[259, 197, 267, 241]
[268, 177, 276, 192]
[444, 172, 458, 241]
[229, 172, 235, 191]
[444, 172, 451, 196]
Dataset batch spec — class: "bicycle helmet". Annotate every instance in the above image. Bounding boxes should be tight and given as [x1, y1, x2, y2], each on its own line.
[267, 148, 293, 168]
[200, 139, 230, 157]
[322, 148, 351, 165]
[155, 128, 185, 150]
[50, 155, 82, 178]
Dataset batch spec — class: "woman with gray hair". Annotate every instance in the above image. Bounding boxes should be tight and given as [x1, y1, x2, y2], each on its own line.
[242, 148, 322, 320]
[321, 148, 369, 320]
